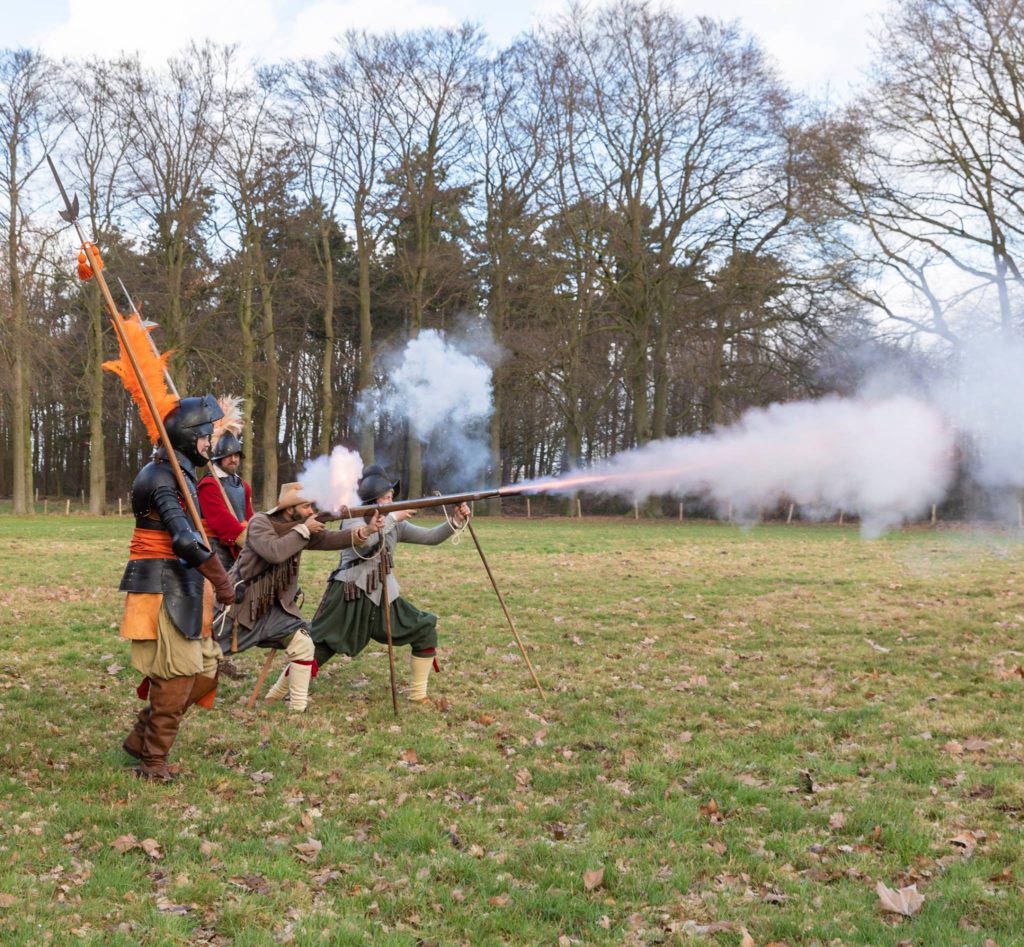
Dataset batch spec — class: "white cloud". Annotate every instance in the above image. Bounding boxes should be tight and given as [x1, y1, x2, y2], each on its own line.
[280, 0, 458, 60]
[42, 0, 279, 64]
[40, 0, 460, 66]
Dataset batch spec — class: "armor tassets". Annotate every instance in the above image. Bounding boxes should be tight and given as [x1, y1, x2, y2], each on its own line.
[120, 451, 212, 640]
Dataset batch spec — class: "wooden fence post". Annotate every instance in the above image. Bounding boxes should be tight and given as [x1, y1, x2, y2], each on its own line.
[786, 503, 794, 524]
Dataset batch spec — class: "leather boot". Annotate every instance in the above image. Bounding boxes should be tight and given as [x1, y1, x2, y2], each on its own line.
[184, 673, 218, 711]
[122, 705, 151, 760]
[135, 675, 195, 782]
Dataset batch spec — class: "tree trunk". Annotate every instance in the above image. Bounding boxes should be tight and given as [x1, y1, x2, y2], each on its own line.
[629, 325, 651, 447]
[405, 268, 426, 497]
[355, 208, 375, 464]
[238, 253, 256, 485]
[7, 142, 32, 516]
[87, 279, 106, 514]
[319, 218, 335, 456]
[257, 255, 279, 511]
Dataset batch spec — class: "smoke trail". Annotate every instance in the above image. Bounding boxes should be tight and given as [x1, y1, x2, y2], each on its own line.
[298, 445, 363, 513]
[511, 394, 955, 537]
[358, 327, 495, 487]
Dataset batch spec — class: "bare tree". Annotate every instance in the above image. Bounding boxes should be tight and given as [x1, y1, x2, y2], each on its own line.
[0, 49, 60, 515]
[289, 36, 393, 462]
[839, 0, 1024, 344]
[58, 60, 135, 514]
[213, 67, 295, 508]
[476, 36, 555, 504]
[115, 43, 235, 381]
[540, 2, 789, 446]
[373, 25, 484, 495]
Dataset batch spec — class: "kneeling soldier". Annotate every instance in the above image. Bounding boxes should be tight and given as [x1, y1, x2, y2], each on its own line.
[214, 482, 383, 711]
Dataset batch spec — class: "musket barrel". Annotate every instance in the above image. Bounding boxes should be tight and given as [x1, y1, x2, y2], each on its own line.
[317, 488, 508, 521]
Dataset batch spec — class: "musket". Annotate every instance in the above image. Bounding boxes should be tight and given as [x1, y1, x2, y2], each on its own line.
[47, 155, 213, 553]
[316, 488, 511, 522]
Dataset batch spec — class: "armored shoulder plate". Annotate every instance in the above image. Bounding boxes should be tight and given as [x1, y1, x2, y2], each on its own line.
[130, 461, 179, 518]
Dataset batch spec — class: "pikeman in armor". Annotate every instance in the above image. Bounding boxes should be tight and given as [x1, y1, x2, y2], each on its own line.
[309, 464, 471, 704]
[198, 396, 254, 571]
[118, 395, 238, 781]
[214, 483, 385, 712]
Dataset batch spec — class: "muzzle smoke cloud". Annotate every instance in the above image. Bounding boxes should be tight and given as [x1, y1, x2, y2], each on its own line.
[357, 327, 495, 488]
[298, 445, 363, 513]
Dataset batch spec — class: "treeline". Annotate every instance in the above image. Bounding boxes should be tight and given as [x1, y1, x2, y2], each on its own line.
[2, 0, 1022, 513]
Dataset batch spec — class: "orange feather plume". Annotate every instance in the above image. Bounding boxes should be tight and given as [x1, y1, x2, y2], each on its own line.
[102, 314, 179, 443]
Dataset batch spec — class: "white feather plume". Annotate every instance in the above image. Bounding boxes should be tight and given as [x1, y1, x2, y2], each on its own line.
[212, 394, 244, 440]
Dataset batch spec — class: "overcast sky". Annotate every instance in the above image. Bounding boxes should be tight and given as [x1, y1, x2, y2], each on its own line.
[9, 0, 889, 100]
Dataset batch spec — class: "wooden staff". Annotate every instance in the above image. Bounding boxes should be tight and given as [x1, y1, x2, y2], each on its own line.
[466, 520, 544, 697]
[380, 574, 400, 716]
[247, 651, 277, 710]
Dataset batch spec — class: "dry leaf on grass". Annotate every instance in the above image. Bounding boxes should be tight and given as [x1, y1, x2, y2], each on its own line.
[963, 737, 990, 753]
[140, 838, 162, 859]
[293, 838, 322, 863]
[400, 748, 418, 764]
[155, 896, 191, 914]
[829, 812, 847, 830]
[876, 881, 924, 917]
[110, 834, 139, 854]
[700, 798, 724, 822]
[515, 768, 532, 791]
[583, 867, 605, 891]
[0, 894, 16, 908]
[741, 931, 756, 947]
[488, 894, 510, 906]
[950, 831, 983, 856]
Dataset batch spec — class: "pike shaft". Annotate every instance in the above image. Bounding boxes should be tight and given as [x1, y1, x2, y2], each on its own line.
[46, 156, 210, 549]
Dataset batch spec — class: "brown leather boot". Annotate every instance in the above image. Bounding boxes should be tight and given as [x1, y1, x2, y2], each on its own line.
[122, 705, 152, 760]
[184, 673, 218, 711]
[134, 675, 195, 782]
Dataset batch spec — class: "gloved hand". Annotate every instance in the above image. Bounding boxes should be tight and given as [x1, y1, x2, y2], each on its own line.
[197, 555, 237, 607]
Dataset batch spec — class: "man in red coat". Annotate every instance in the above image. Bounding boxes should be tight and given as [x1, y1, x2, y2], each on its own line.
[197, 426, 254, 571]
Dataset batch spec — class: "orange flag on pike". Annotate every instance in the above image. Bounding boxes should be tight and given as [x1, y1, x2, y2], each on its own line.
[102, 314, 179, 443]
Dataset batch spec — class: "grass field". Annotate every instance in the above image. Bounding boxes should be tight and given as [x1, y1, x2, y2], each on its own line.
[2, 515, 1024, 945]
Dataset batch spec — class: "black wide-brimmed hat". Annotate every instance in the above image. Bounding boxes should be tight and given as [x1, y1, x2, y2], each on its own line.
[357, 464, 401, 503]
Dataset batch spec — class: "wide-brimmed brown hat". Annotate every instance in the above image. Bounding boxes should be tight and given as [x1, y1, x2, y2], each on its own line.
[266, 481, 314, 515]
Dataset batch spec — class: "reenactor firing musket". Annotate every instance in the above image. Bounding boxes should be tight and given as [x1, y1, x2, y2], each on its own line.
[317, 485, 543, 698]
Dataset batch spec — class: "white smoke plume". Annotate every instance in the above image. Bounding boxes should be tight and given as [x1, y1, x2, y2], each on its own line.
[298, 445, 363, 513]
[358, 327, 495, 488]
[931, 336, 1024, 492]
[514, 395, 955, 537]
